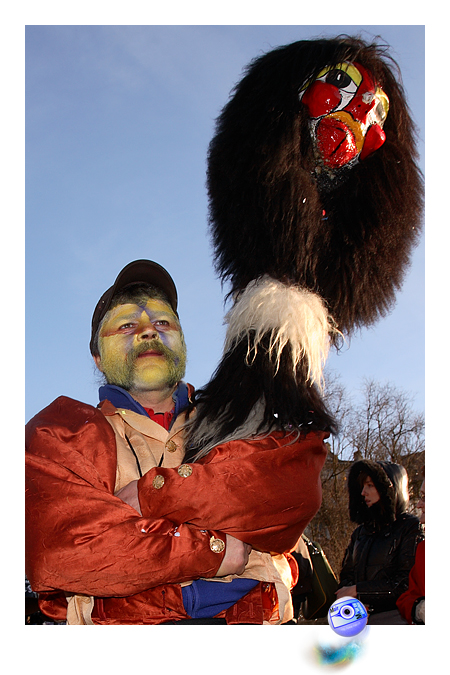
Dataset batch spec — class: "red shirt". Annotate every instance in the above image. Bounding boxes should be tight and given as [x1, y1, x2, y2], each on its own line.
[143, 407, 174, 430]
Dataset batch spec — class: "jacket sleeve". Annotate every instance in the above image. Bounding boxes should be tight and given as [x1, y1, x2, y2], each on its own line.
[138, 432, 328, 554]
[25, 398, 226, 598]
[355, 518, 422, 612]
[338, 530, 358, 588]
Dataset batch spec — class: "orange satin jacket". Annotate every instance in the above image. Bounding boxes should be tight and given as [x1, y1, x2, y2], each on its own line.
[25, 396, 328, 623]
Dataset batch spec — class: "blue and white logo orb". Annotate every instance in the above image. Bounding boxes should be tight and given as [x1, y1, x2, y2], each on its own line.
[328, 597, 368, 637]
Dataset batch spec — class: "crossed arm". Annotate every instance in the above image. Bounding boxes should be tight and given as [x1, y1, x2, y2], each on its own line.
[26, 397, 327, 597]
[115, 480, 250, 576]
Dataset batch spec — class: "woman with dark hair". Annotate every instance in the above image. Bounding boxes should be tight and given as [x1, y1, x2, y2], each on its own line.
[337, 460, 423, 624]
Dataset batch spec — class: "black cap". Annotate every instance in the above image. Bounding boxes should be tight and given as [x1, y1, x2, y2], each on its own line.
[90, 260, 178, 355]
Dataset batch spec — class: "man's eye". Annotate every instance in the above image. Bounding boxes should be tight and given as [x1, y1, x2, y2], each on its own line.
[154, 320, 170, 327]
[119, 323, 135, 330]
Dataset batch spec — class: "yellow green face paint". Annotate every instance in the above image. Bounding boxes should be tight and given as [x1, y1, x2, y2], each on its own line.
[97, 299, 186, 392]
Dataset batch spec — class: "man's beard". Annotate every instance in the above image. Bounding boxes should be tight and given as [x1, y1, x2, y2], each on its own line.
[102, 338, 187, 391]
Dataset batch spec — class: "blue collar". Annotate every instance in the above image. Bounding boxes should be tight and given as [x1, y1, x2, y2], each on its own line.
[98, 382, 190, 429]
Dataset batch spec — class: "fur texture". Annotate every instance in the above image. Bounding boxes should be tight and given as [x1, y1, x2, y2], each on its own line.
[185, 277, 339, 461]
[207, 36, 423, 335]
[184, 36, 423, 461]
[224, 276, 339, 387]
[184, 337, 337, 462]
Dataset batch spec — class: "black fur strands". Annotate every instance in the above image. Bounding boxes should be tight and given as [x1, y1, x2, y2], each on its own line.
[184, 334, 338, 463]
[207, 36, 423, 335]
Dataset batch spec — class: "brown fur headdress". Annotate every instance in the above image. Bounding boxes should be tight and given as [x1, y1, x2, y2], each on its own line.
[186, 36, 423, 459]
[207, 36, 423, 335]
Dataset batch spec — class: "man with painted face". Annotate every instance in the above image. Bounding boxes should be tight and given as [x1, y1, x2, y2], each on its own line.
[26, 260, 338, 624]
[25, 260, 260, 625]
[28, 260, 325, 625]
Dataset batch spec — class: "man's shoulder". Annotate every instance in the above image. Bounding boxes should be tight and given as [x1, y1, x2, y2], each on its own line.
[25, 396, 117, 482]
[26, 396, 107, 435]
[28, 395, 97, 417]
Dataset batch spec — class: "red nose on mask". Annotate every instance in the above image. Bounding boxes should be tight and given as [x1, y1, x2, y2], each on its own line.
[359, 123, 386, 161]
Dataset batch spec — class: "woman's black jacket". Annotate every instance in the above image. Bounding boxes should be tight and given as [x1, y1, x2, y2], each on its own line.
[339, 459, 424, 614]
[339, 512, 422, 613]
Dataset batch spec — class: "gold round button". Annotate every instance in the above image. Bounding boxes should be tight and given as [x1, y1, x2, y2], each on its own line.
[165, 440, 178, 453]
[152, 475, 165, 489]
[209, 536, 225, 553]
[177, 464, 193, 478]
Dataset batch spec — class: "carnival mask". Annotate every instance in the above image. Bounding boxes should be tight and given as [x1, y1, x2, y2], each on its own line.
[300, 62, 389, 171]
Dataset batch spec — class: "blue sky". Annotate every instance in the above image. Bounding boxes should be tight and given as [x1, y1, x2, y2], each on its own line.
[25, 24, 425, 422]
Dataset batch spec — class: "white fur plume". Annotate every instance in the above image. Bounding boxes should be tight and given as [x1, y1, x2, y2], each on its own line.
[224, 275, 338, 388]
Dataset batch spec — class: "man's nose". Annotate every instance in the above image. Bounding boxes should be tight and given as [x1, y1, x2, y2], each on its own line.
[137, 317, 158, 340]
